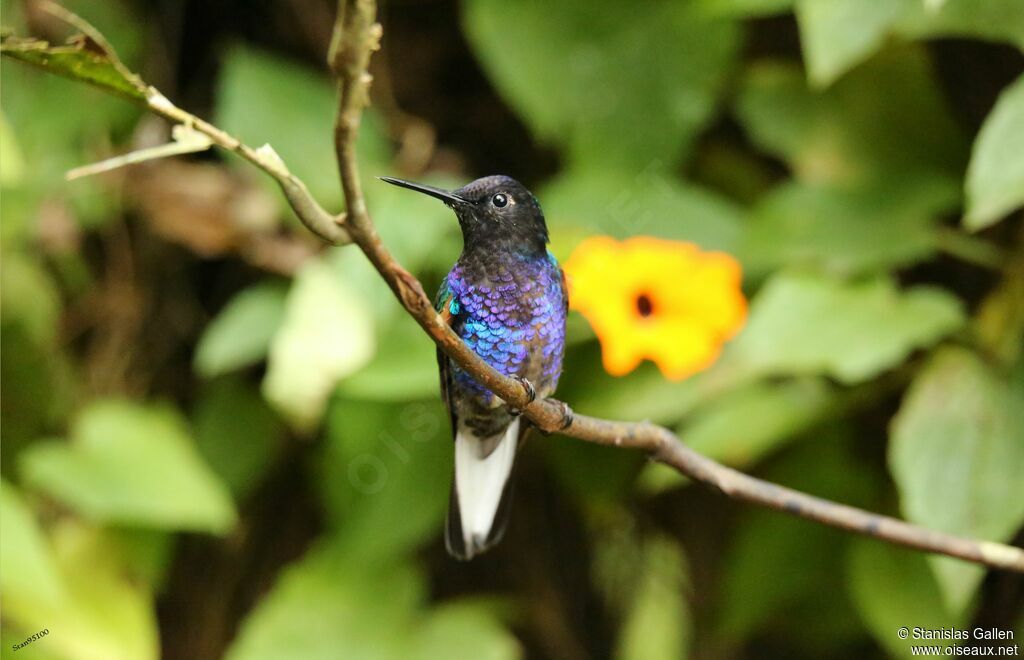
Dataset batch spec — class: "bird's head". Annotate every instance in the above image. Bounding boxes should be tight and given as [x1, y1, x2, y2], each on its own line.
[380, 174, 549, 256]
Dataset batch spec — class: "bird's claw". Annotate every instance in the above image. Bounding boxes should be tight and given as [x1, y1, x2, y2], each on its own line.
[515, 376, 537, 404]
[538, 399, 573, 434]
[555, 400, 574, 430]
[508, 377, 536, 415]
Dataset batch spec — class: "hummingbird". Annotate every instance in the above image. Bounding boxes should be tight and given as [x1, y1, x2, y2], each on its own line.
[380, 174, 569, 560]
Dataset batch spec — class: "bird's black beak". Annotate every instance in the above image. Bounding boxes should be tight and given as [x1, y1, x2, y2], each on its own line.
[378, 176, 470, 206]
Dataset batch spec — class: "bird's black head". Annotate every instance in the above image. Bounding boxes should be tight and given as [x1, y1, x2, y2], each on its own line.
[380, 175, 549, 257]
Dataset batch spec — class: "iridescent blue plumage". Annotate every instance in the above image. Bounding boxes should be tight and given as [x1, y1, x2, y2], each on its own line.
[439, 250, 565, 405]
[383, 173, 567, 560]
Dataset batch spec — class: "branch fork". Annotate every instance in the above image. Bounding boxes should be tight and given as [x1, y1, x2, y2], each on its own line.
[4, 0, 1022, 573]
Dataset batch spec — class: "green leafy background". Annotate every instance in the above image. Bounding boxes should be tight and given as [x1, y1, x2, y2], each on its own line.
[2, 0, 1023, 658]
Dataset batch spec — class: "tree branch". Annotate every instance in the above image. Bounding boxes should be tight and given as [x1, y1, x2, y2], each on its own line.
[144, 90, 351, 245]
[5, 1, 1022, 573]
[328, 0, 1024, 573]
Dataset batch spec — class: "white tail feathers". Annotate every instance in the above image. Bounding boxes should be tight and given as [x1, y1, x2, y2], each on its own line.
[452, 418, 519, 558]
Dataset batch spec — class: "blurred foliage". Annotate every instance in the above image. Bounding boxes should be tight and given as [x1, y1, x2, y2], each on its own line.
[463, 0, 740, 171]
[20, 400, 237, 533]
[262, 254, 376, 430]
[890, 347, 1024, 616]
[2, 0, 1023, 658]
[225, 541, 519, 660]
[966, 73, 1024, 228]
[731, 272, 964, 383]
[716, 433, 877, 652]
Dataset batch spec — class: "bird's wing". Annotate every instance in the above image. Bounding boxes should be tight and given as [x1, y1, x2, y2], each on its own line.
[560, 264, 569, 316]
[547, 250, 569, 317]
[435, 278, 459, 441]
[436, 278, 516, 559]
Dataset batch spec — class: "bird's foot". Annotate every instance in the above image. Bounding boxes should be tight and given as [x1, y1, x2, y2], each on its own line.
[516, 376, 537, 404]
[540, 399, 574, 434]
[508, 377, 537, 416]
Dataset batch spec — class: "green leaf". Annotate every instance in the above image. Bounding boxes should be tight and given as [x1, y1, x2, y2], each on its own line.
[614, 536, 692, 660]
[20, 399, 237, 534]
[795, 0, 1024, 88]
[2, 521, 159, 660]
[1, 56, 139, 235]
[0, 480, 65, 613]
[566, 342, 753, 426]
[889, 346, 1024, 615]
[735, 50, 965, 189]
[0, 34, 145, 102]
[897, 0, 1024, 46]
[0, 110, 26, 185]
[193, 376, 284, 499]
[795, 0, 904, 88]
[410, 603, 521, 660]
[339, 313, 440, 401]
[733, 272, 964, 383]
[214, 44, 388, 211]
[462, 0, 739, 169]
[847, 540, 961, 659]
[194, 280, 289, 378]
[543, 165, 744, 253]
[683, 377, 837, 468]
[228, 539, 520, 660]
[226, 541, 424, 660]
[965, 74, 1024, 230]
[643, 377, 838, 499]
[321, 398, 449, 558]
[262, 253, 376, 431]
[0, 250, 61, 347]
[739, 179, 957, 277]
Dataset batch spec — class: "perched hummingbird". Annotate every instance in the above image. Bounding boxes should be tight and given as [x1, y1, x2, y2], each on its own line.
[380, 175, 568, 560]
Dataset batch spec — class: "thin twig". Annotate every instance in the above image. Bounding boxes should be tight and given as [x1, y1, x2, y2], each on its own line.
[935, 225, 1008, 270]
[144, 91, 351, 245]
[328, 0, 1024, 573]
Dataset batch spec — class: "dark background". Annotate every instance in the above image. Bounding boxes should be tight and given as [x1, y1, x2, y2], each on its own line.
[2, 1, 1023, 659]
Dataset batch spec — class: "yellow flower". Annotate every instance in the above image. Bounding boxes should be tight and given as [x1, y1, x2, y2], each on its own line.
[563, 236, 747, 380]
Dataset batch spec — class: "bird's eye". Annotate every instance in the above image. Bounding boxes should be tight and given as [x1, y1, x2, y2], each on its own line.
[491, 193, 508, 208]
